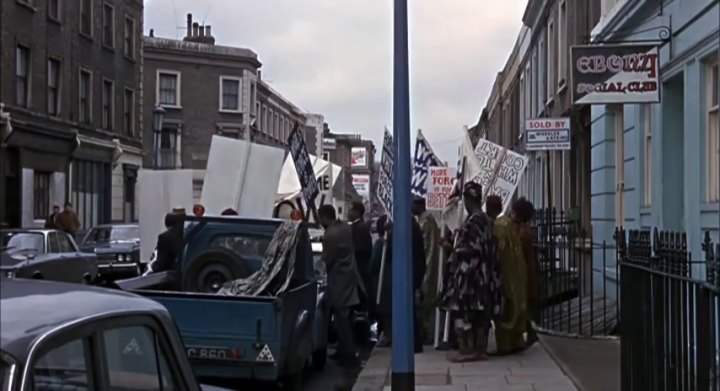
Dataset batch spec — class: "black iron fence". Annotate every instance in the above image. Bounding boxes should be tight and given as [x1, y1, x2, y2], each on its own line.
[617, 227, 719, 391]
[533, 208, 619, 337]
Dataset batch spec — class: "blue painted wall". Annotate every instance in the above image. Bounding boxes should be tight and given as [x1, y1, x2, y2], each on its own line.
[590, 0, 720, 296]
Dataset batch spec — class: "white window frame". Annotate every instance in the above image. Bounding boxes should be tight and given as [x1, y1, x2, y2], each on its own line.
[47, 0, 61, 21]
[102, 2, 115, 49]
[613, 105, 625, 225]
[642, 104, 652, 206]
[547, 18, 556, 103]
[558, 0, 568, 90]
[47, 57, 61, 116]
[706, 59, 719, 202]
[156, 70, 181, 108]
[101, 78, 115, 130]
[78, 68, 93, 124]
[79, 0, 93, 37]
[218, 76, 242, 113]
[124, 16, 136, 59]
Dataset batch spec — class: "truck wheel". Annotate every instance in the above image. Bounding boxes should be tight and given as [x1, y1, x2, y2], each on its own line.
[182, 248, 250, 293]
[311, 348, 327, 371]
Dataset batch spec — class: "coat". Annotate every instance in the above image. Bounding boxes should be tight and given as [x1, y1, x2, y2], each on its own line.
[371, 219, 426, 316]
[150, 226, 182, 273]
[351, 219, 373, 289]
[322, 220, 360, 308]
[55, 211, 80, 234]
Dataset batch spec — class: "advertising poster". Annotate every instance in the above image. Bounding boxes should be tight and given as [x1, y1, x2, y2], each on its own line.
[351, 147, 367, 167]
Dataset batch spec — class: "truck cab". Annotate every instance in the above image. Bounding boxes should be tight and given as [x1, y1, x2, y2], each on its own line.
[117, 215, 318, 388]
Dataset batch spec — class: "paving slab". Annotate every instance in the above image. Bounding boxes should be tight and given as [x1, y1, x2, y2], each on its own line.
[539, 335, 620, 391]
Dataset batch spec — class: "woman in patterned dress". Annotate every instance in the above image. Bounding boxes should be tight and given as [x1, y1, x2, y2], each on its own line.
[438, 182, 503, 362]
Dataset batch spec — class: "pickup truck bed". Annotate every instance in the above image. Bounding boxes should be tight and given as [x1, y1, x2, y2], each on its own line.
[135, 278, 316, 382]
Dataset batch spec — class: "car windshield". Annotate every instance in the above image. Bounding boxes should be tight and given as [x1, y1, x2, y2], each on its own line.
[109, 226, 139, 241]
[1, 232, 44, 253]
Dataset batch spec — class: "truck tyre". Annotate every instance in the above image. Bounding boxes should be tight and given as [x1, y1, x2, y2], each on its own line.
[182, 248, 250, 293]
[311, 348, 327, 371]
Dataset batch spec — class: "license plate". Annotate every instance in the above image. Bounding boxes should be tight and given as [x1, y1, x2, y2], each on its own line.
[186, 346, 244, 361]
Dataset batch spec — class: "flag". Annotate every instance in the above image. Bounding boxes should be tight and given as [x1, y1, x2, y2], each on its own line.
[442, 129, 482, 231]
[411, 129, 441, 197]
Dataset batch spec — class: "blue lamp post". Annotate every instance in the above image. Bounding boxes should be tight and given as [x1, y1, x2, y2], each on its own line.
[392, 0, 415, 389]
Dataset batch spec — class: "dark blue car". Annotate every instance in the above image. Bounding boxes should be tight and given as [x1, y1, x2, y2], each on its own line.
[79, 224, 143, 280]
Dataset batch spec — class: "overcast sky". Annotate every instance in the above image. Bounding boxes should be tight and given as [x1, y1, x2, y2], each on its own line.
[145, 0, 526, 162]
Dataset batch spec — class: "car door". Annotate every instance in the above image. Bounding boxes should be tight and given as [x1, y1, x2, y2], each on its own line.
[25, 315, 199, 391]
[41, 232, 68, 282]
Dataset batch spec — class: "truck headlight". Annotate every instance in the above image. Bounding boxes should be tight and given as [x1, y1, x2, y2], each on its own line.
[5, 271, 16, 278]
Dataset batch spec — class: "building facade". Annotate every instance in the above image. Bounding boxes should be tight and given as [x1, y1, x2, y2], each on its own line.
[479, 0, 600, 232]
[143, 14, 309, 202]
[1, 0, 144, 229]
[589, 0, 719, 271]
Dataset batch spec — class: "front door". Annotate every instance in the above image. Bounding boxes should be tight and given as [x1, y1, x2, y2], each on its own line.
[1, 147, 21, 228]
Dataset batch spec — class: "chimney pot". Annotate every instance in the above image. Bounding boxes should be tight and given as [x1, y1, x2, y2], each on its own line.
[198, 25, 205, 37]
[257, 70, 262, 80]
[192, 22, 199, 37]
[205, 25, 212, 37]
[186, 14, 192, 38]
[149, 28, 154, 37]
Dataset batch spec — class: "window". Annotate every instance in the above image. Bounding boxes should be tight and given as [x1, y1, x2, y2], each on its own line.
[102, 79, 114, 130]
[79, 69, 92, 123]
[16, 46, 29, 107]
[255, 101, 260, 119]
[124, 16, 136, 59]
[33, 171, 51, 219]
[80, 0, 92, 36]
[209, 234, 272, 259]
[262, 105, 267, 132]
[57, 232, 74, 252]
[219, 76, 241, 111]
[33, 339, 93, 389]
[707, 60, 719, 202]
[642, 105, 652, 206]
[250, 83, 256, 114]
[47, 58, 61, 116]
[102, 326, 177, 390]
[547, 19, 556, 100]
[613, 106, 625, 225]
[48, 0, 60, 20]
[103, 3, 114, 48]
[124, 89, 135, 136]
[275, 113, 280, 139]
[157, 71, 180, 107]
[159, 128, 178, 169]
[322, 152, 330, 161]
[558, 0, 567, 87]
[538, 38, 546, 106]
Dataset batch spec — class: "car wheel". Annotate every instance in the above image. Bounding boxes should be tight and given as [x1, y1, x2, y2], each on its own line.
[81, 273, 93, 285]
[311, 348, 327, 371]
[31, 272, 43, 280]
[181, 248, 250, 293]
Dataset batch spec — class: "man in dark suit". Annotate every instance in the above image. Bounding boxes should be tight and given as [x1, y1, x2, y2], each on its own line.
[147, 212, 183, 274]
[318, 204, 360, 367]
[347, 201, 373, 342]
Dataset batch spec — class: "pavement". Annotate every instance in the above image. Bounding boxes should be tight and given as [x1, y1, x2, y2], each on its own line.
[538, 335, 620, 391]
[353, 343, 578, 391]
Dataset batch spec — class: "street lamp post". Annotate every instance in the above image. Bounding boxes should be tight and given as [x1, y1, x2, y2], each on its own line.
[392, 0, 415, 390]
[152, 105, 166, 169]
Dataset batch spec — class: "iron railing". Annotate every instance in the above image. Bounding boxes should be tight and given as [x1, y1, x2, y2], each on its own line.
[617, 227, 719, 391]
[533, 208, 619, 337]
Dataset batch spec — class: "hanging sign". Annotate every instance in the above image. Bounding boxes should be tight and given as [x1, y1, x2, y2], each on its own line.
[570, 44, 660, 105]
[425, 166, 457, 210]
[525, 118, 571, 151]
[474, 139, 529, 212]
[376, 129, 394, 218]
[287, 126, 319, 206]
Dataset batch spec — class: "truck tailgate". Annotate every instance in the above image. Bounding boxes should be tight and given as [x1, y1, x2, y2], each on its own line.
[144, 292, 279, 341]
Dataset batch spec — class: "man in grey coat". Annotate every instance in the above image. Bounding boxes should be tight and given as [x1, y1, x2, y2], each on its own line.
[318, 204, 360, 367]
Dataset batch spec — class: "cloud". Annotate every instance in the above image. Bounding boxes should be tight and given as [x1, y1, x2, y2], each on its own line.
[145, 0, 525, 162]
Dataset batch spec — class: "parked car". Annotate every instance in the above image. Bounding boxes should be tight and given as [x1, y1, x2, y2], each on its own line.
[0, 278, 231, 391]
[79, 224, 142, 280]
[0, 229, 97, 283]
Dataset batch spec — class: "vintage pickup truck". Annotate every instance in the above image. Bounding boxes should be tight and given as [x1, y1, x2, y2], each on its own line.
[116, 215, 319, 389]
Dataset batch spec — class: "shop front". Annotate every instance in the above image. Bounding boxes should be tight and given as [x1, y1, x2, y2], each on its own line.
[71, 138, 114, 233]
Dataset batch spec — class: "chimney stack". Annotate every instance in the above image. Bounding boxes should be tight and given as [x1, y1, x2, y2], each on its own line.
[257, 70, 262, 80]
[192, 22, 199, 37]
[198, 25, 205, 37]
[186, 13, 192, 38]
[205, 25, 212, 37]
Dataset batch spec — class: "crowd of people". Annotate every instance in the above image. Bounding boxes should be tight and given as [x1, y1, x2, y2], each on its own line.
[316, 182, 537, 366]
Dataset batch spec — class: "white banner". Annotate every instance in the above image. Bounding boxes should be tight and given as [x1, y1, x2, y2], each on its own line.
[425, 166, 457, 211]
[474, 139, 529, 212]
[352, 174, 370, 197]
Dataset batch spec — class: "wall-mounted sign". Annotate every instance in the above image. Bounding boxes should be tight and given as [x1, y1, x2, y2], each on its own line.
[322, 138, 336, 150]
[525, 118, 571, 151]
[351, 147, 367, 167]
[352, 174, 370, 197]
[570, 44, 660, 105]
